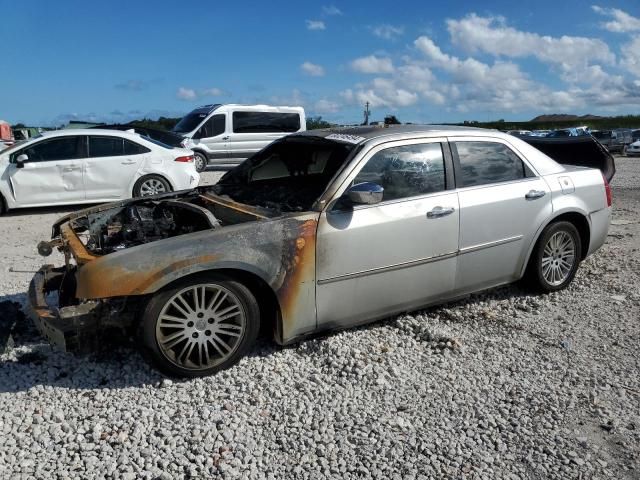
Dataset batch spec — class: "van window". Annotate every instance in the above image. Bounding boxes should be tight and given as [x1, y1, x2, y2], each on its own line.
[232, 112, 300, 133]
[196, 114, 226, 139]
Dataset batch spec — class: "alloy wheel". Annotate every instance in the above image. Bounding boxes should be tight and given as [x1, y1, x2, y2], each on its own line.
[140, 178, 168, 196]
[155, 284, 246, 370]
[541, 231, 576, 286]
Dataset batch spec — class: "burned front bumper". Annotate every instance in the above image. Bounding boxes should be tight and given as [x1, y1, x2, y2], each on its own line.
[28, 265, 103, 353]
[29, 266, 140, 352]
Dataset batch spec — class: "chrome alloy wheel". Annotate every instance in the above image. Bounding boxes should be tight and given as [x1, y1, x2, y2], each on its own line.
[155, 284, 246, 370]
[541, 231, 576, 286]
[139, 178, 168, 196]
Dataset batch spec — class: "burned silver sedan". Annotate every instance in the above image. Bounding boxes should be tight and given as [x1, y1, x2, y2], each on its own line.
[29, 126, 612, 377]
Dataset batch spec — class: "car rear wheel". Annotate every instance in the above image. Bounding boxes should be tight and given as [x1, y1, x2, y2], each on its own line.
[193, 152, 207, 173]
[133, 175, 172, 197]
[526, 221, 582, 292]
[141, 273, 260, 377]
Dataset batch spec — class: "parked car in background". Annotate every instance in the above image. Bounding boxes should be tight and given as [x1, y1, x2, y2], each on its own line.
[0, 129, 199, 214]
[611, 128, 633, 154]
[591, 130, 613, 150]
[626, 140, 640, 157]
[92, 124, 184, 148]
[530, 130, 551, 137]
[29, 125, 611, 377]
[507, 130, 532, 136]
[173, 104, 306, 172]
[631, 129, 640, 142]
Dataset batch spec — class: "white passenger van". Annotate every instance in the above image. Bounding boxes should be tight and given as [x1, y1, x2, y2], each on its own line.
[173, 104, 306, 171]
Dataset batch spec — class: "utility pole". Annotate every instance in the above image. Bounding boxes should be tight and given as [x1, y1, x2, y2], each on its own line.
[363, 102, 371, 126]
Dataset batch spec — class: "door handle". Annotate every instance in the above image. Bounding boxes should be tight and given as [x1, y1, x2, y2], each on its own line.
[62, 165, 81, 172]
[427, 206, 455, 218]
[121, 160, 136, 165]
[525, 190, 546, 200]
[222, 136, 229, 140]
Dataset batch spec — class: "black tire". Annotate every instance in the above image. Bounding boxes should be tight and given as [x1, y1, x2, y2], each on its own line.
[0, 194, 5, 215]
[140, 273, 260, 377]
[193, 152, 207, 173]
[525, 221, 582, 293]
[133, 174, 172, 197]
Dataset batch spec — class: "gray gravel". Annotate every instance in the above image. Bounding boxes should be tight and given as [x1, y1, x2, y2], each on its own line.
[1, 161, 639, 479]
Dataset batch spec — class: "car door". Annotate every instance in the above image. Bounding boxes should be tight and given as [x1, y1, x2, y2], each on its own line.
[7, 135, 86, 206]
[84, 135, 148, 199]
[316, 138, 459, 328]
[195, 114, 228, 162]
[451, 138, 553, 293]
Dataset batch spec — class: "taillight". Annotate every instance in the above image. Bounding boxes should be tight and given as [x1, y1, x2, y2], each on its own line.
[602, 172, 612, 207]
[175, 155, 194, 163]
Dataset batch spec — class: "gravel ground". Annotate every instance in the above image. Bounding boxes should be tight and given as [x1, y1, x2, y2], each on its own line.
[0, 161, 638, 479]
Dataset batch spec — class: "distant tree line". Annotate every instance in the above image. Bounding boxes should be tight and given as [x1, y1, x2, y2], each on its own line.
[456, 115, 640, 131]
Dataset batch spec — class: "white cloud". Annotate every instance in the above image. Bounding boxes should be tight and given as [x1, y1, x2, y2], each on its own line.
[371, 24, 404, 41]
[622, 36, 640, 77]
[446, 13, 616, 85]
[200, 87, 224, 96]
[300, 61, 325, 76]
[177, 86, 225, 101]
[322, 5, 342, 15]
[176, 87, 197, 101]
[314, 99, 341, 113]
[306, 20, 326, 31]
[592, 6, 640, 33]
[350, 55, 395, 74]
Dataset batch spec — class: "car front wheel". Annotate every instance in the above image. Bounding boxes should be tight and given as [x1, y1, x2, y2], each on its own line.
[141, 274, 260, 377]
[526, 221, 582, 292]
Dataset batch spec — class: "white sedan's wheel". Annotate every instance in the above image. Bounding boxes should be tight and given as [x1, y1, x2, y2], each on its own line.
[133, 175, 172, 197]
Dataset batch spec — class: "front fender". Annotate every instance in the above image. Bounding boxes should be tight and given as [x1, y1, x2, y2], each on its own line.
[75, 213, 319, 341]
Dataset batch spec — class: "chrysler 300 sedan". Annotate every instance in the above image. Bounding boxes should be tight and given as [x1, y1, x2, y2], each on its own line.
[29, 126, 612, 377]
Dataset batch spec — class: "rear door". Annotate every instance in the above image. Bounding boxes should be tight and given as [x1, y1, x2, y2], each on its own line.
[84, 135, 149, 199]
[8, 135, 86, 206]
[451, 138, 552, 293]
[228, 111, 301, 161]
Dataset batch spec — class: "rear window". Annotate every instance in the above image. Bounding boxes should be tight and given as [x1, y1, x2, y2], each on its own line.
[232, 112, 300, 134]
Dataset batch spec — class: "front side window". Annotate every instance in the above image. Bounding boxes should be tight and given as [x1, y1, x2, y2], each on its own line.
[22, 136, 86, 162]
[353, 143, 446, 202]
[232, 112, 300, 133]
[454, 141, 527, 187]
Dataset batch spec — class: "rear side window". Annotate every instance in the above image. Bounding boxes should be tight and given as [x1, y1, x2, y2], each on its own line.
[23, 136, 86, 162]
[89, 136, 150, 157]
[232, 112, 300, 133]
[454, 141, 528, 188]
[353, 143, 446, 202]
[124, 139, 150, 155]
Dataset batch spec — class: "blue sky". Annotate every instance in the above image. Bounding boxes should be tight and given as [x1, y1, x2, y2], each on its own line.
[1, 0, 639, 126]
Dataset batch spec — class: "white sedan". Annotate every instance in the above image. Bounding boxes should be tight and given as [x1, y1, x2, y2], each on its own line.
[0, 129, 199, 213]
[626, 140, 640, 156]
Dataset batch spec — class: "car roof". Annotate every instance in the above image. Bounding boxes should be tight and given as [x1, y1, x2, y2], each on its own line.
[40, 128, 145, 139]
[292, 124, 501, 143]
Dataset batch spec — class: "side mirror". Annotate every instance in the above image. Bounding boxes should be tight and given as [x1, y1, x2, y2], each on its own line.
[15, 153, 28, 168]
[347, 182, 384, 205]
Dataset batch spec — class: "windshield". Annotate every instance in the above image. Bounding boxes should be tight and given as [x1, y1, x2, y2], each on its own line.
[213, 137, 356, 212]
[173, 112, 208, 134]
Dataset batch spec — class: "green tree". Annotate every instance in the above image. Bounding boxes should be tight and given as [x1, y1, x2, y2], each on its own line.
[306, 116, 333, 130]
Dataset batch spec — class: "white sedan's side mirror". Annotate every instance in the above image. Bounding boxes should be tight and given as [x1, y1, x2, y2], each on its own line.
[15, 153, 29, 169]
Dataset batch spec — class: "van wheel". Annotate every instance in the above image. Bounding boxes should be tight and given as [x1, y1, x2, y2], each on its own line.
[133, 175, 172, 197]
[140, 273, 260, 377]
[193, 152, 207, 173]
[525, 221, 582, 292]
